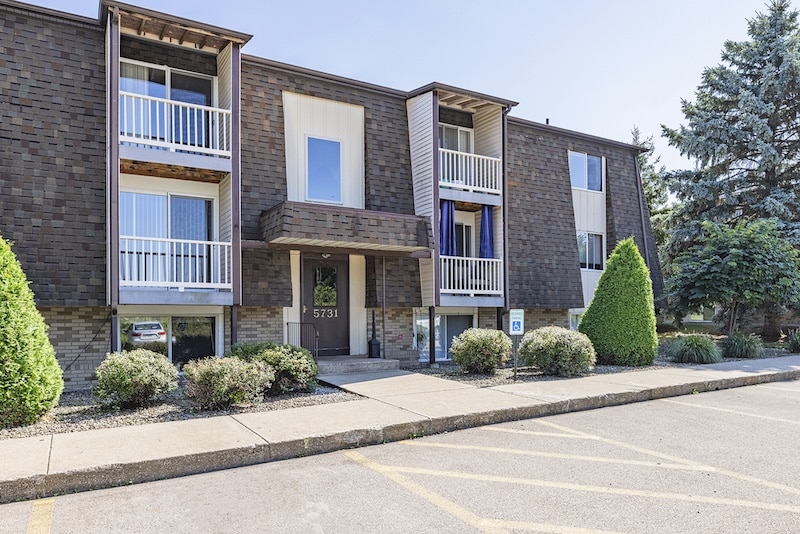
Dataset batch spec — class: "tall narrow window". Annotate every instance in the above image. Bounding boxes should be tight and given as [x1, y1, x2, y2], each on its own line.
[577, 232, 604, 270]
[569, 151, 603, 192]
[307, 137, 342, 203]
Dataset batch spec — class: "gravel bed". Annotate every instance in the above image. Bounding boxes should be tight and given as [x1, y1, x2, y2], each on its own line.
[1, 347, 789, 441]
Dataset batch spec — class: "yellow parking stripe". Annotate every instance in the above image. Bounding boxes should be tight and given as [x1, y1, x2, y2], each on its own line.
[500, 421, 800, 497]
[401, 439, 711, 471]
[345, 450, 624, 534]
[385, 464, 800, 515]
[26, 499, 54, 534]
[660, 398, 800, 425]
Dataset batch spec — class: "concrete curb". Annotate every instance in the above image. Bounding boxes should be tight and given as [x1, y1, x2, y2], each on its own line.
[1, 368, 798, 504]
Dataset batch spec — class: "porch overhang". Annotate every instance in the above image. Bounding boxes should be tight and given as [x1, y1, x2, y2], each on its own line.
[260, 201, 432, 258]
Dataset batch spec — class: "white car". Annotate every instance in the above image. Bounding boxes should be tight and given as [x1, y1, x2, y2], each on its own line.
[125, 322, 167, 344]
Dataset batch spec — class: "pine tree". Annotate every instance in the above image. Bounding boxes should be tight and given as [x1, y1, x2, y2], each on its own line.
[662, 0, 800, 339]
[0, 235, 64, 428]
[578, 238, 658, 366]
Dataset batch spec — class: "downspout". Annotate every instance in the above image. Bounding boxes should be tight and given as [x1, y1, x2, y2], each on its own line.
[108, 6, 120, 351]
[633, 153, 651, 269]
[500, 104, 512, 332]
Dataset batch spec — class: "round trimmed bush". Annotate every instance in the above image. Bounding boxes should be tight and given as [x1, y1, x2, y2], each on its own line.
[666, 334, 722, 364]
[450, 328, 511, 375]
[720, 332, 763, 359]
[0, 236, 64, 428]
[236, 344, 317, 395]
[518, 326, 596, 376]
[183, 357, 275, 410]
[94, 349, 179, 408]
[578, 238, 658, 366]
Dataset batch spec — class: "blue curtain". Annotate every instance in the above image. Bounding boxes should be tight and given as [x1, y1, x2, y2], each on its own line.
[440, 200, 456, 256]
[479, 205, 494, 258]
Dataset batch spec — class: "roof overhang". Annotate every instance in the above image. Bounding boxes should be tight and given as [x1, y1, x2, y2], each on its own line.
[101, 0, 252, 52]
[409, 82, 518, 112]
[260, 201, 432, 258]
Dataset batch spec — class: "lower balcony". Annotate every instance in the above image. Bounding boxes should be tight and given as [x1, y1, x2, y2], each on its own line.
[440, 256, 504, 307]
[119, 236, 232, 305]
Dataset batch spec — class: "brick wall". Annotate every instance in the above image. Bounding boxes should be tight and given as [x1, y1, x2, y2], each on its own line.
[0, 6, 107, 307]
[366, 307, 417, 359]
[478, 308, 499, 329]
[40, 307, 112, 391]
[236, 306, 284, 344]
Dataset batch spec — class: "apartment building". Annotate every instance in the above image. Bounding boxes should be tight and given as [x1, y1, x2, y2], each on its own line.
[0, 0, 662, 389]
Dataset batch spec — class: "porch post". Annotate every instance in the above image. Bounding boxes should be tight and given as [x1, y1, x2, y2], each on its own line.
[428, 306, 436, 365]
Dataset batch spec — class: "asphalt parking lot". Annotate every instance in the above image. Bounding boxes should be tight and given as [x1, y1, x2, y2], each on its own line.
[5, 380, 800, 533]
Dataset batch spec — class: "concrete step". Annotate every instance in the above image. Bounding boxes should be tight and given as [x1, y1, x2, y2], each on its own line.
[317, 357, 400, 375]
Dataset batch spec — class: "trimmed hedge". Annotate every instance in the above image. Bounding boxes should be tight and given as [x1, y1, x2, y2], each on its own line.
[518, 326, 596, 376]
[232, 343, 318, 395]
[787, 331, 800, 353]
[578, 237, 658, 366]
[94, 349, 179, 408]
[0, 236, 64, 428]
[183, 357, 275, 410]
[450, 328, 512, 375]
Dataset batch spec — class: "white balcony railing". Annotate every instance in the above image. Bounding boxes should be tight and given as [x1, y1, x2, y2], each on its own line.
[120, 236, 232, 290]
[439, 148, 502, 195]
[440, 256, 503, 296]
[119, 91, 231, 158]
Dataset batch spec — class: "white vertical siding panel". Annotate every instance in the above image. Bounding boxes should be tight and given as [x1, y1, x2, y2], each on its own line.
[473, 105, 502, 158]
[217, 44, 232, 109]
[349, 255, 367, 354]
[572, 156, 607, 306]
[219, 174, 232, 242]
[407, 92, 435, 306]
[493, 205, 503, 259]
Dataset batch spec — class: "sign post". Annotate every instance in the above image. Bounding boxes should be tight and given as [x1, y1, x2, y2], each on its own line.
[509, 309, 524, 380]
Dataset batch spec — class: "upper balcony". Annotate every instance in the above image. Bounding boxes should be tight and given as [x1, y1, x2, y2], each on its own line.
[439, 148, 502, 195]
[120, 92, 231, 158]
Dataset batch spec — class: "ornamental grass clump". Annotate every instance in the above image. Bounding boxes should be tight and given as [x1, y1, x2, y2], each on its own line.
[518, 326, 596, 377]
[450, 328, 511, 375]
[233, 343, 318, 395]
[665, 334, 722, 364]
[786, 331, 800, 353]
[0, 235, 64, 429]
[94, 349, 179, 408]
[183, 357, 274, 410]
[720, 332, 764, 359]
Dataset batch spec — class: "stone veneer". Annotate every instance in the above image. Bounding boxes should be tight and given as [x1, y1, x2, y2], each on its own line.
[235, 306, 285, 345]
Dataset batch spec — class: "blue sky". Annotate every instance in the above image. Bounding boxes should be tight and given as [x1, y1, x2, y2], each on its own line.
[24, 0, 774, 171]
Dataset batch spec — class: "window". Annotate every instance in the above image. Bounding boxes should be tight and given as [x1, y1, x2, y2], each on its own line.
[569, 151, 603, 191]
[307, 137, 342, 203]
[120, 60, 214, 148]
[577, 232, 604, 270]
[439, 124, 473, 153]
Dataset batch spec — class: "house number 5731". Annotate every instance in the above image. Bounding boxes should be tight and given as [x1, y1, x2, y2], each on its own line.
[313, 308, 338, 318]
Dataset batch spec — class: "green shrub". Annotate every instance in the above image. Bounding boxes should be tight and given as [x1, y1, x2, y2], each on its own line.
[228, 341, 278, 360]
[234, 344, 317, 395]
[0, 236, 64, 429]
[786, 331, 800, 353]
[578, 237, 658, 366]
[720, 332, 764, 359]
[518, 326, 596, 376]
[94, 349, 178, 408]
[666, 334, 722, 364]
[450, 328, 512, 375]
[183, 357, 275, 410]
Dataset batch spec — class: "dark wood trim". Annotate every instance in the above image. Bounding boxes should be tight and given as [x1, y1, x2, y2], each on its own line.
[251, 241, 430, 259]
[502, 105, 511, 311]
[432, 91, 441, 307]
[231, 43, 242, 308]
[277, 200, 429, 221]
[108, 6, 120, 352]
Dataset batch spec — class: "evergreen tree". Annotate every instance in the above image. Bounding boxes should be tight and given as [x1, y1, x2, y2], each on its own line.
[662, 0, 800, 338]
[0, 235, 63, 428]
[631, 126, 671, 253]
[578, 238, 658, 366]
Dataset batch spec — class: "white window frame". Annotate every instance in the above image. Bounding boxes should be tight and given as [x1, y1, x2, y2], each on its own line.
[305, 135, 343, 205]
[577, 231, 604, 271]
[439, 123, 474, 153]
[569, 151, 604, 192]
[119, 58, 218, 106]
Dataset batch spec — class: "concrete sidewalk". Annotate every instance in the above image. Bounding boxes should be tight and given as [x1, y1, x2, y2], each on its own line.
[2, 356, 799, 504]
